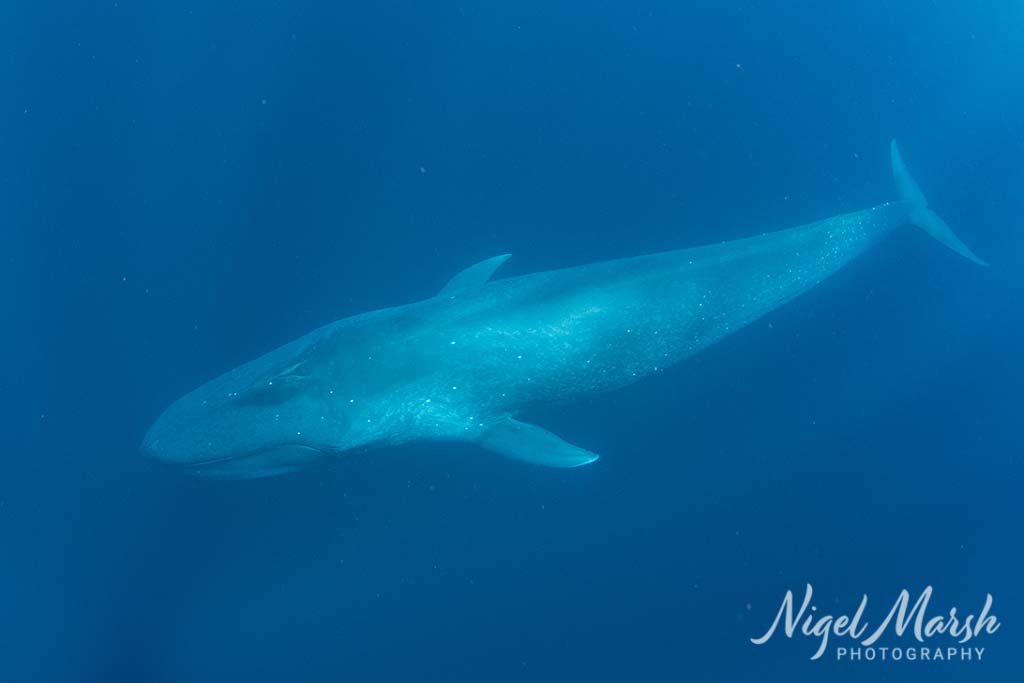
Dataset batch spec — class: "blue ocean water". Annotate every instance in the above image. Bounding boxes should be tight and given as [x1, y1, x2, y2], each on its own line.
[4, 1, 1022, 681]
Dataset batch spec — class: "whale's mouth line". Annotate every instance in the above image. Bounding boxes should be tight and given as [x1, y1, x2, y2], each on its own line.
[184, 443, 330, 479]
[185, 443, 325, 468]
[186, 453, 246, 467]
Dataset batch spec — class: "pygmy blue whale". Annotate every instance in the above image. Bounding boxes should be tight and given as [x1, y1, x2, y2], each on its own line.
[142, 142, 986, 478]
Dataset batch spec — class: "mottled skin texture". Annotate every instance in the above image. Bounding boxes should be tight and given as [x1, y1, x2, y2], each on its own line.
[351, 202, 909, 440]
[143, 200, 915, 477]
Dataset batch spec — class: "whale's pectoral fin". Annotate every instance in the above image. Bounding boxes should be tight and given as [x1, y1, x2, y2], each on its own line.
[439, 254, 511, 295]
[478, 417, 599, 468]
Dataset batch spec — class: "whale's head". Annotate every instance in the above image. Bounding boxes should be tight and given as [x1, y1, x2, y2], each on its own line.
[142, 326, 352, 479]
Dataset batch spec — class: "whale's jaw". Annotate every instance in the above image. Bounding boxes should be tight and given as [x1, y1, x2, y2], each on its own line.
[180, 444, 328, 480]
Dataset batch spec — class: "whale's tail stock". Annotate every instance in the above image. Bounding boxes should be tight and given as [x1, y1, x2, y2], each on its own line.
[890, 140, 988, 266]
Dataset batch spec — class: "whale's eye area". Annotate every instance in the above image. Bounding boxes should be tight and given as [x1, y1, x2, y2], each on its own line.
[235, 361, 310, 406]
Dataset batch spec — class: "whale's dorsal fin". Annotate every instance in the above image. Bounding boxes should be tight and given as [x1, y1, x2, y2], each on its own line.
[439, 254, 511, 296]
[478, 417, 599, 468]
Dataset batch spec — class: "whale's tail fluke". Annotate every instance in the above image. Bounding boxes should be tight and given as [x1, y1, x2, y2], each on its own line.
[890, 140, 988, 266]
